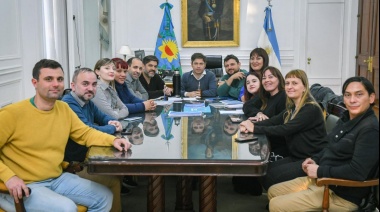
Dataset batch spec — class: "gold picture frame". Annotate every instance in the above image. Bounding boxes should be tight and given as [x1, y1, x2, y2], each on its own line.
[181, 0, 240, 47]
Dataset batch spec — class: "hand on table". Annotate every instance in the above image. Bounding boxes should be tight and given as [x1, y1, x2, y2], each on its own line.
[187, 91, 201, 98]
[108, 120, 123, 132]
[239, 120, 254, 133]
[163, 86, 173, 96]
[143, 100, 157, 111]
[113, 137, 132, 151]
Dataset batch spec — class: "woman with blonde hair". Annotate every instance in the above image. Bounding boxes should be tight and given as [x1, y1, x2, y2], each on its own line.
[92, 58, 129, 119]
[240, 69, 327, 190]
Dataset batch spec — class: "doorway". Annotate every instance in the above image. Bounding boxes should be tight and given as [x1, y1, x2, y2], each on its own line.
[356, 0, 379, 118]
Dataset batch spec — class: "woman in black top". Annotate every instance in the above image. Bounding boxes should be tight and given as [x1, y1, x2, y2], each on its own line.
[240, 69, 327, 190]
[234, 67, 287, 196]
[243, 66, 288, 157]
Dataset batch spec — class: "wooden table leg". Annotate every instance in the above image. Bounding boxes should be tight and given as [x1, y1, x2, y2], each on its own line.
[175, 176, 194, 211]
[199, 176, 217, 212]
[147, 175, 165, 212]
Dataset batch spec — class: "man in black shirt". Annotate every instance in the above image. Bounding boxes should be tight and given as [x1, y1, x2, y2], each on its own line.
[139, 55, 172, 99]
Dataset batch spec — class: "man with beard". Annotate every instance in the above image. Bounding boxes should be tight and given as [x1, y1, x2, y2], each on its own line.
[61, 68, 130, 212]
[217, 54, 247, 99]
[139, 55, 172, 99]
[126, 57, 149, 100]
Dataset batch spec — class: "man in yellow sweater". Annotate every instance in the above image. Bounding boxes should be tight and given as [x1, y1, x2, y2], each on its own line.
[0, 59, 131, 211]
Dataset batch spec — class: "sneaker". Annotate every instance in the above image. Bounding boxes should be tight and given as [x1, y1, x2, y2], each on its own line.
[122, 176, 138, 188]
[120, 186, 131, 196]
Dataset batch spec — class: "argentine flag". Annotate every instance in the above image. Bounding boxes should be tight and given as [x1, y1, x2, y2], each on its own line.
[257, 6, 281, 70]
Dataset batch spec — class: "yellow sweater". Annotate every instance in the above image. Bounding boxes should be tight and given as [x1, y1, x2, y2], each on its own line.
[0, 99, 115, 184]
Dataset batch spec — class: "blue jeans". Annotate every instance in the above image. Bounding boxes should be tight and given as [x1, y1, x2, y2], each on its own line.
[0, 173, 112, 212]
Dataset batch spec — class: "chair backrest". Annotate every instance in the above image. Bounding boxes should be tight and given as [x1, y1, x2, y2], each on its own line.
[325, 114, 340, 134]
[327, 102, 347, 118]
[59, 88, 72, 100]
[205, 55, 223, 81]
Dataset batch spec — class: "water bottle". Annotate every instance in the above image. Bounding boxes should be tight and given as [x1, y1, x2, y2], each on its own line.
[172, 70, 181, 97]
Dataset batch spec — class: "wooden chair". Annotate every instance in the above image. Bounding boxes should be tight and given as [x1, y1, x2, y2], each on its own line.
[316, 178, 379, 212]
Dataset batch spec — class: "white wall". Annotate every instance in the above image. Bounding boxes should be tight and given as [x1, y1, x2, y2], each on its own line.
[110, 0, 357, 79]
[0, 0, 359, 104]
[113, 0, 294, 73]
[0, 0, 45, 105]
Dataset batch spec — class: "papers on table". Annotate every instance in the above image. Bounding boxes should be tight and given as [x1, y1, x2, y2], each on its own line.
[183, 105, 211, 113]
[219, 109, 244, 115]
[155, 100, 172, 106]
[123, 117, 143, 121]
[168, 111, 203, 117]
[220, 100, 242, 105]
[224, 104, 243, 109]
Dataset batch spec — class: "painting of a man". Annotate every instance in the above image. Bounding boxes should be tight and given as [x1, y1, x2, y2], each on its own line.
[187, 0, 233, 41]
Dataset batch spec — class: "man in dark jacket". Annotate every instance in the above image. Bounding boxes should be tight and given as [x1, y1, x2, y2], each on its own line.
[268, 76, 379, 211]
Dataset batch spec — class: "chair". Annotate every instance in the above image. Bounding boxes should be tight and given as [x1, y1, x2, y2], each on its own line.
[316, 178, 379, 212]
[205, 55, 223, 82]
[325, 113, 339, 134]
[327, 102, 347, 118]
[317, 112, 379, 212]
[59, 88, 72, 100]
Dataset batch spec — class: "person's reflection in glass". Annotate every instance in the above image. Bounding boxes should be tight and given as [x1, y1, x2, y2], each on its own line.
[113, 149, 132, 158]
[127, 126, 144, 145]
[248, 140, 269, 160]
[223, 117, 239, 136]
[143, 112, 159, 137]
[191, 116, 211, 134]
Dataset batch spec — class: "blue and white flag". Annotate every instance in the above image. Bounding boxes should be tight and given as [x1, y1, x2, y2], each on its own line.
[257, 6, 281, 70]
[154, 2, 182, 74]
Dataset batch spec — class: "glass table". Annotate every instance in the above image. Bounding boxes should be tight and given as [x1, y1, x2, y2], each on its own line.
[87, 101, 270, 212]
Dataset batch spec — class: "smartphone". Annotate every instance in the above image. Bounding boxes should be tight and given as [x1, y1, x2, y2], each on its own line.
[235, 133, 258, 143]
[121, 127, 133, 135]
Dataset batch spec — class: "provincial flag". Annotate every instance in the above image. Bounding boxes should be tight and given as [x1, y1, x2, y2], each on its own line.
[154, 2, 182, 74]
[257, 6, 281, 70]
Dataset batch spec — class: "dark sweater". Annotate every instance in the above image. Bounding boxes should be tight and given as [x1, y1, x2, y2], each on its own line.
[312, 108, 379, 206]
[114, 81, 145, 114]
[139, 73, 165, 99]
[243, 90, 286, 118]
[255, 103, 327, 160]
[180, 70, 217, 97]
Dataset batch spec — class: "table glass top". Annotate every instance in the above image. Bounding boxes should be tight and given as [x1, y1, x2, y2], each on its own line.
[88, 100, 269, 163]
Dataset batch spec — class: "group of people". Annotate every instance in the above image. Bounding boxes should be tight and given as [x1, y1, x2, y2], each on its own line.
[0, 47, 378, 211]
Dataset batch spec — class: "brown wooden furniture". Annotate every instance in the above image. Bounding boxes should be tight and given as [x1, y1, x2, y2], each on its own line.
[356, 0, 379, 118]
[87, 109, 270, 212]
[316, 178, 379, 212]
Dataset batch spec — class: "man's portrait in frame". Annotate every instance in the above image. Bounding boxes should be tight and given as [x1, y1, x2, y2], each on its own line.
[182, 0, 240, 47]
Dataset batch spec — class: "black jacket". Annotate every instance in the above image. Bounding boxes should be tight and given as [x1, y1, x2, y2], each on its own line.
[255, 103, 327, 160]
[312, 108, 379, 206]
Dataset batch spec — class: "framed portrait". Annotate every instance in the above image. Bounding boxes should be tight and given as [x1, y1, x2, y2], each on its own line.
[134, 50, 145, 60]
[181, 0, 240, 47]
